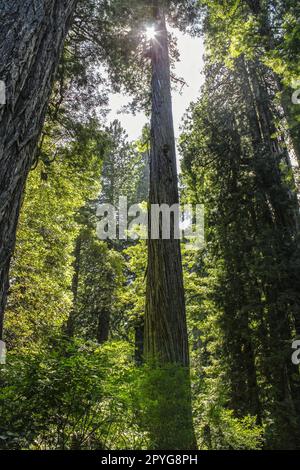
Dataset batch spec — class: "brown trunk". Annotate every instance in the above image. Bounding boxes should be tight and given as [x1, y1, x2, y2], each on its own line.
[245, 0, 300, 166]
[134, 319, 144, 366]
[96, 308, 110, 344]
[65, 233, 82, 337]
[0, 0, 78, 339]
[238, 56, 300, 447]
[145, 5, 189, 367]
[143, 5, 196, 450]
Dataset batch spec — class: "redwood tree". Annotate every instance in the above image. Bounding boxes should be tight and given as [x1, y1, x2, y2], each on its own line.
[0, 0, 77, 339]
[144, 2, 196, 449]
[145, 6, 188, 365]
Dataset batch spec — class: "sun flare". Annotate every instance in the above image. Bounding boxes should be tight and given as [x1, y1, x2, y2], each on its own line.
[146, 25, 156, 41]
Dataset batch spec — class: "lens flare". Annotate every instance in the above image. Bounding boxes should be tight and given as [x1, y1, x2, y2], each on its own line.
[146, 26, 156, 41]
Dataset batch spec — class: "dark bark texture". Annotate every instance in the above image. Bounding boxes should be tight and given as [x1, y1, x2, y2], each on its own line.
[237, 57, 300, 447]
[144, 5, 196, 450]
[144, 6, 189, 367]
[134, 319, 144, 366]
[0, 0, 77, 339]
[65, 233, 82, 337]
[97, 308, 110, 344]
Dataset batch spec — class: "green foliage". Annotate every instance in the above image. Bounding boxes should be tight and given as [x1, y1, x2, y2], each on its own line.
[196, 406, 264, 450]
[201, 0, 300, 159]
[137, 364, 196, 450]
[120, 240, 147, 330]
[180, 44, 300, 448]
[74, 232, 125, 341]
[0, 340, 148, 450]
[5, 118, 106, 350]
[101, 120, 149, 207]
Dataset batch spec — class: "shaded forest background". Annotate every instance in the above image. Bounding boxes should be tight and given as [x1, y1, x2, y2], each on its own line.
[0, 0, 300, 450]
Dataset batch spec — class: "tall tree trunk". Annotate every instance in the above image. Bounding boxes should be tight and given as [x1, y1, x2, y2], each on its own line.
[65, 233, 82, 337]
[245, 0, 300, 165]
[238, 57, 300, 448]
[242, 58, 300, 335]
[144, 4, 196, 450]
[134, 318, 144, 366]
[0, 0, 77, 340]
[145, 5, 188, 367]
[97, 308, 110, 344]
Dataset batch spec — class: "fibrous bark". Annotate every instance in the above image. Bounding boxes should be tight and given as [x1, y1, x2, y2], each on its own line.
[145, 5, 189, 367]
[144, 4, 196, 450]
[0, 0, 77, 339]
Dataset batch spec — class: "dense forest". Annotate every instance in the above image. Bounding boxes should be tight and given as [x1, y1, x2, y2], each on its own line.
[0, 0, 300, 451]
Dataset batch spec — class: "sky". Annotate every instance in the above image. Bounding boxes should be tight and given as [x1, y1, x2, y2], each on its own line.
[106, 29, 205, 142]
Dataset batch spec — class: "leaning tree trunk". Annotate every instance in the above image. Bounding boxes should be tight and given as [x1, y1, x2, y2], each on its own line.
[144, 4, 196, 450]
[0, 0, 77, 340]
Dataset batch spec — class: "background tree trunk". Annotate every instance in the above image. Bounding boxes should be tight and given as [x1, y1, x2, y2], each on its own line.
[0, 0, 77, 339]
[97, 308, 110, 344]
[65, 233, 82, 337]
[134, 319, 144, 366]
[245, 0, 300, 166]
